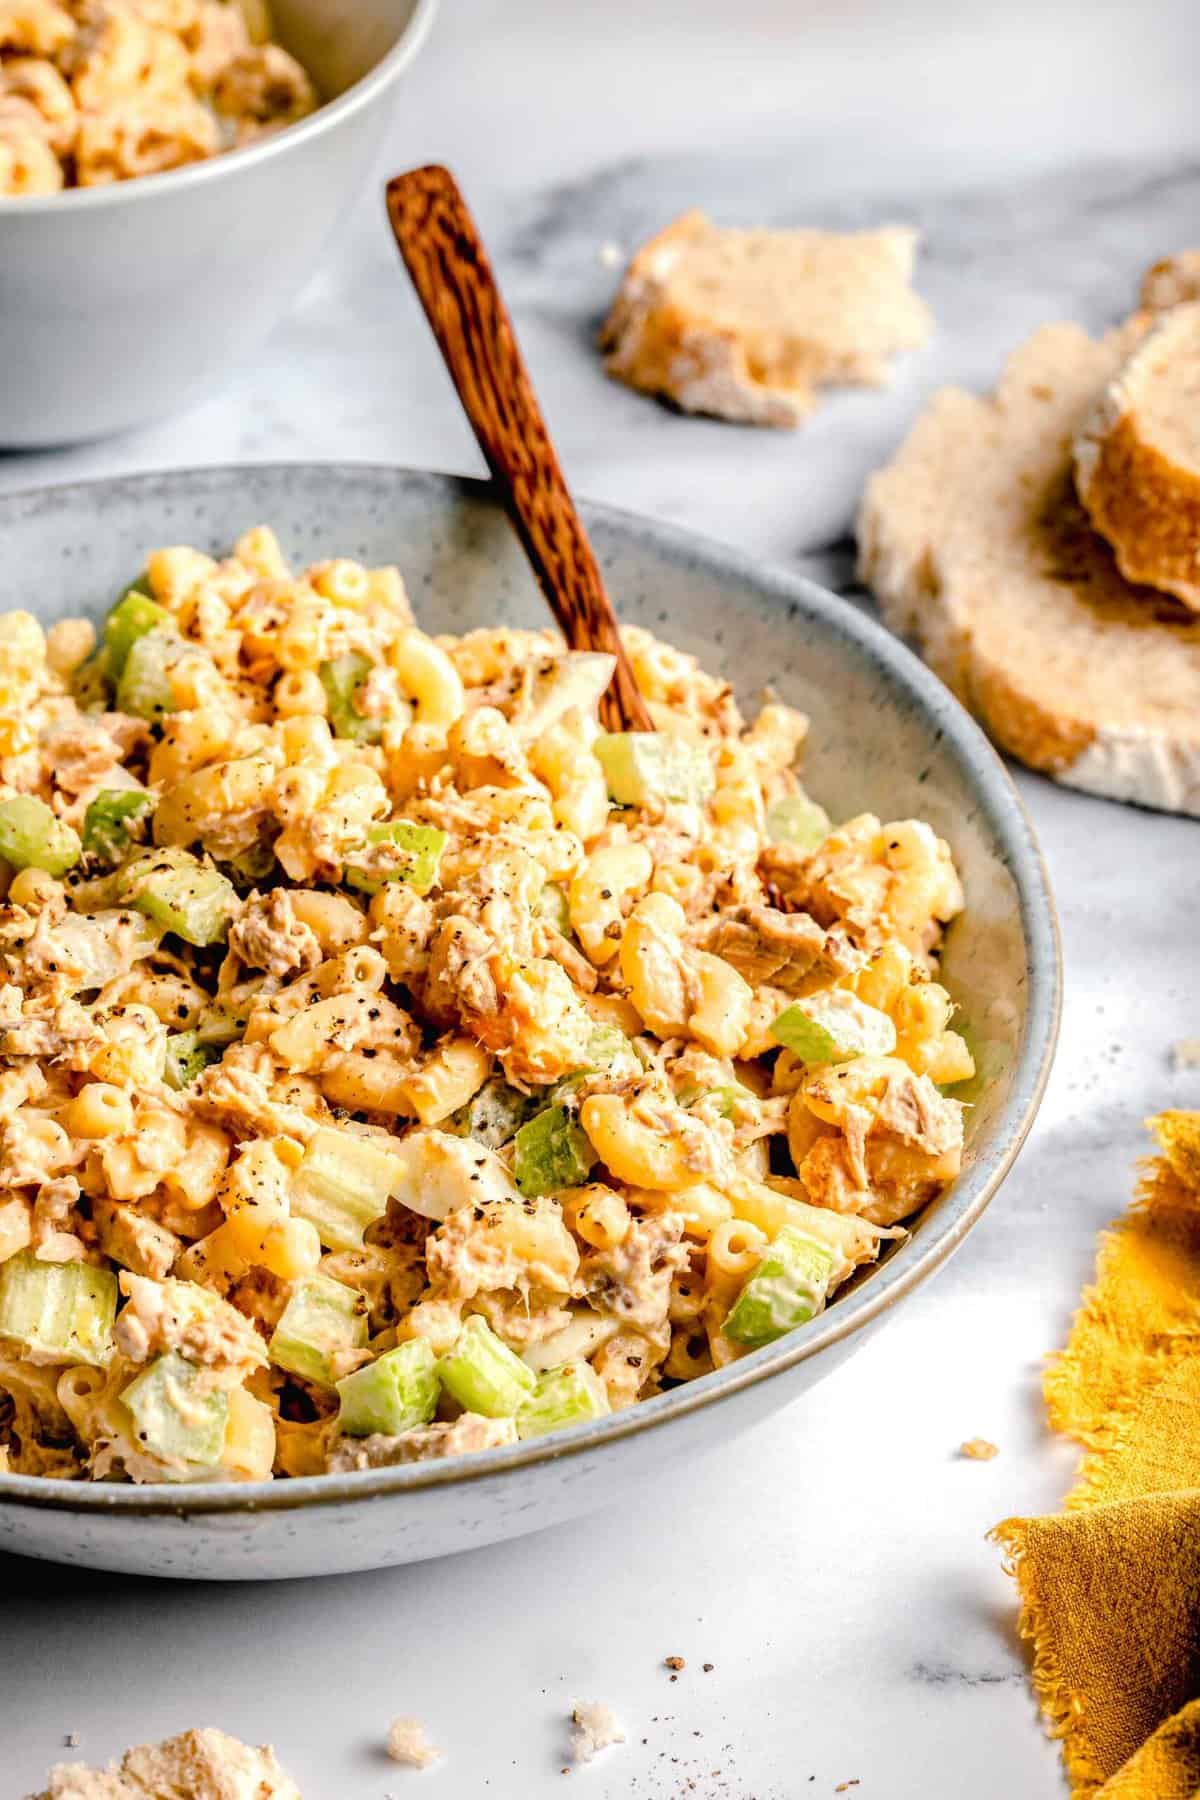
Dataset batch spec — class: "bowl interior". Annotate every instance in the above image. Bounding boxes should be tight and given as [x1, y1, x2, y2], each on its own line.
[271, 0, 425, 99]
[0, 463, 1058, 1501]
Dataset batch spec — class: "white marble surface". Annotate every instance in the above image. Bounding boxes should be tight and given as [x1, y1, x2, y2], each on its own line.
[4, 3, 1200, 1795]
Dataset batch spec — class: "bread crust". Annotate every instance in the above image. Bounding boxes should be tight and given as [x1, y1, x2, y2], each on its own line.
[600, 211, 931, 427]
[1074, 303, 1200, 611]
[857, 321, 1200, 815]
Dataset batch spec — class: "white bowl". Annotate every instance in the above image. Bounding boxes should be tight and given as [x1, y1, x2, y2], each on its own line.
[0, 0, 436, 448]
[0, 463, 1061, 1578]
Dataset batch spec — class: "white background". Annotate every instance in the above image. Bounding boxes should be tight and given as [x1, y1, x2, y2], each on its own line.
[5, 4, 1200, 1795]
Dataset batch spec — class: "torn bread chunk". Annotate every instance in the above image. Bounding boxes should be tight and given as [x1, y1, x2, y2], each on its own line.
[28, 1727, 301, 1800]
[1074, 302, 1200, 611]
[386, 1717, 440, 1770]
[857, 319, 1200, 816]
[600, 211, 932, 427]
[570, 1702, 626, 1765]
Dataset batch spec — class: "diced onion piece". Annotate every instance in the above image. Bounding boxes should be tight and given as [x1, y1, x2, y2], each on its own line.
[121, 1350, 229, 1467]
[521, 1310, 620, 1374]
[24, 909, 158, 993]
[594, 732, 715, 807]
[268, 1275, 368, 1388]
[516, 1360, 610, 1439]
[336, 1339, 439, 1437]
[289, 1127, 404, 1252]
[0, 1250, 117, 1366]
[769, 991, 896, 1064]
[513, 1104, 597, 1198]
[765, 791, 831, 851]
[389, 1130, 520, 1222]
[514, 651, 616, 739]
[437, 1315, 536, 1418]
[722, 1225, 835, 1347]
[0, 795, 80, 877]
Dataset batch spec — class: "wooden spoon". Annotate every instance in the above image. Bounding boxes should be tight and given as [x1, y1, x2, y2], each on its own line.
[385, 163, 653, 734]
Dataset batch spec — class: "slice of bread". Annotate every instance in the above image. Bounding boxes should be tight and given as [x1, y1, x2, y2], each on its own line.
[1074, 301, 1200, 611]
[857, 320, 1200, 815]
[599, 211, 932, 427]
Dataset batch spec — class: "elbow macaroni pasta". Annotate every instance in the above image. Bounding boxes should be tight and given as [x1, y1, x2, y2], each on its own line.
[0, 525, 974, 1483]
[0, 0, 318, 196]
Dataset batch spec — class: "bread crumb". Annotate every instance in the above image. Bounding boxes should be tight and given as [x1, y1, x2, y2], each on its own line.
[1140, 250, 1200, 313]
[1172, 1039, 1200, 1070]
[386, 1718, 440, 1770]
[664, 1656, 685, 1671]
[959, 1437, 999, 1461]
[601, 211, 931, 427]
[598, 241, 623, 269]
[30, 1727, 299, 1799]
[570, 1702, 625, 1765]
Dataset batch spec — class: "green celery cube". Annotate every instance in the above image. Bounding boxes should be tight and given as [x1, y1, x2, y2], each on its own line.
[723, 1225, 835, 1348]
[336, 1339, 439, 1437]
[437, 1316, 535, 1418]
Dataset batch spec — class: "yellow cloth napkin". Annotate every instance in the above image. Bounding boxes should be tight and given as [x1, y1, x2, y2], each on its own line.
[994, 1113, 1200, 1798]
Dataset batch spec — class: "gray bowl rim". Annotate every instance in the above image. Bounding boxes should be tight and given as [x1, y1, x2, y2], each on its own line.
[0, 459, 1061, 1523]
[0, 0, 438, 217]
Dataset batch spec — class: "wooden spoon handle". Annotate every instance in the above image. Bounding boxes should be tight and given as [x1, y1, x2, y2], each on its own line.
[385, 163, 653, 734]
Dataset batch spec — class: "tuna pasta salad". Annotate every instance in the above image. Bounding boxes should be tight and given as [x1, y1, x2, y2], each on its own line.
[0, 0, 315, 195]
[0, 528, 974, 1484]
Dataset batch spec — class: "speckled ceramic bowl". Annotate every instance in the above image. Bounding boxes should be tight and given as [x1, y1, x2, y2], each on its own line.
[0, 464, 1060, 1579]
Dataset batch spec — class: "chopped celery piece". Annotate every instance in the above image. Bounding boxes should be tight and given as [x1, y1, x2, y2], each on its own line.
[289, 1126, 402, 1252]
[535, 880, 572, 935]
[319, 651, 384, 744]
[103, 588, 170, 678]
[0, 1250, 116, 1366]
[437, 1315, 536, 1418]
[0, 796, 80, 877]
[81, 788, 155, 865]
[115, 625, 187, 720]
[585, 1022, 639, 1075]
[595, 732, 715, 807]
[269, 1275, 368, 1388]
[343, 819, 446, 896]
[121, 1350, 228, 1467]
[336, 1339, 439, 1437]
[225, 839, 277, 885]
[513, 1104, 596, 1197]
[723, 1225, 835, 1347]
[679, 1083, 747, 1119]
[517, 1360, 610, 1439]
[449, 1078, 535, 1150]
[766, 791, 832, 851]
[116, 848, 237, 946]
[769, 991, 896, 1064]
[163, 1030, 221, 1091]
